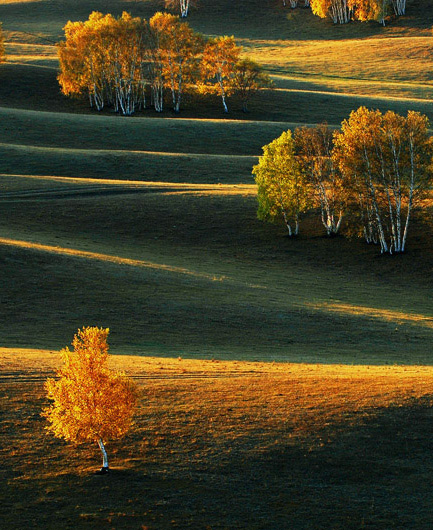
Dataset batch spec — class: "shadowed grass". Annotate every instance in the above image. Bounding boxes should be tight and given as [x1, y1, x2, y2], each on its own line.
[1, 181, 433, 363]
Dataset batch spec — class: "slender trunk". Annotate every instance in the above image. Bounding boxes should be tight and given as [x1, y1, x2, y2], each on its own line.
[152, 83, 164, 112]
[401, 136, 416, 252]
[217, 73, 229, 113]
[335, 210, 343, 233]
[364, 148, 388, 252]
[281, 209, 292, 236]
[98, 438, 109, 470]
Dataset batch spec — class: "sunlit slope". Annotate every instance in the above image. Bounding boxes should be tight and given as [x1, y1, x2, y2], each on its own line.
[247, 36, 433, 83]
[1, 178, 432, 363]
[2, 352, 433, 528]
[1, 0, 433, 121]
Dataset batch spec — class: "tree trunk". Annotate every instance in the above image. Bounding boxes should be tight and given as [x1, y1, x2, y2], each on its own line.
[98, 438, 109, 471]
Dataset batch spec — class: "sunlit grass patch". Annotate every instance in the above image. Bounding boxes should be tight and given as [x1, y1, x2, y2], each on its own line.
[2, 353, 433, 528]
[309, 302, 433, 329]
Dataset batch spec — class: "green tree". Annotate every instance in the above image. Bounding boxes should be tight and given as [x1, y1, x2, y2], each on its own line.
[252, 130, 312, 236]
[42, 327, 138, 473]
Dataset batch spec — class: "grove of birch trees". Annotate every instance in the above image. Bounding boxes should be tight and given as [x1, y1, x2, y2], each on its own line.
[253, 107, 433, 254]
[304, 0, 406, 24]
[58, 11, 270, 115]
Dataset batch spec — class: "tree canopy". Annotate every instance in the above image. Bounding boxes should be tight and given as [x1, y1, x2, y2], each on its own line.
[252, 130, 312, 236]
[57, 11, 268, 115]
[254, 109, 433, 254]
[43, 327, 138, 472]
[334, 107, 432, 253]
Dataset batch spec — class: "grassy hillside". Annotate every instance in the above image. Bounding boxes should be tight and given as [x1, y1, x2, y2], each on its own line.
[2, 352, 433, 529]
[0, 0, 433, 362]
[1, 2, 433, 529]
[1, 177, 433, 362]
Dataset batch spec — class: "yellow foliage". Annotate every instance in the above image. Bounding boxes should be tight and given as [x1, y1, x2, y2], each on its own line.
[42, 327, 138, 444]
[200, 36, 241, 108]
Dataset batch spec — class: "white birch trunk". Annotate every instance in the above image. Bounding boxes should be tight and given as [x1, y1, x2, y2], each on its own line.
[401, 134, 416, 252]
[217, 73, 229, 113]
[329, 0, 352, 24]
[391, 0, 405, 15]
[364, 150, 388, 253]
[282, 210, 292, 236]
[98, 438, 109, 470]
[180, 0, 189, 17]
[152, 83, 164, 112]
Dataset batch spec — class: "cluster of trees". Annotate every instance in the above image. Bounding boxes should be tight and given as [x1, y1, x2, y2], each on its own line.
[253, 107, 433, 254]
[58, 11, 270, 116]
[288, 0, 406, 25]
[43, 327, 138, 473]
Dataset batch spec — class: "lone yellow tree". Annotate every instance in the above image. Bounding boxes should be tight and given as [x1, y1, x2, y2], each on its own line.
[43, 327, 138, 474]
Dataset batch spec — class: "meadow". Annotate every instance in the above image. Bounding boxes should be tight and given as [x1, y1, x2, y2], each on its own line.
[1, 0, 433, 527]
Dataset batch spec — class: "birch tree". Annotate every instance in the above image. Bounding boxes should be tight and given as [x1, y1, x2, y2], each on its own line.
[231, 58, 272, 112]
[295, 124, 346, 236]
[310, 0, 353, 24]
[164, 0, 198, 17]
[43, 327, 138, 474]
[58, 12, 148, 114]
[149, 13, 203, 113]
[200, 36, 241, 113]
[253, 130, 312, 236]
[109, 13, 147, 115]
[333, 107, 432, 254]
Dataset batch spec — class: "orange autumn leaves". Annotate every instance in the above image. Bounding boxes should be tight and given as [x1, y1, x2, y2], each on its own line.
[58, 11, 270, 115]
[253, 107, 433, 254]
[43, 327, 138, 449]
[309, 0, 406, 25]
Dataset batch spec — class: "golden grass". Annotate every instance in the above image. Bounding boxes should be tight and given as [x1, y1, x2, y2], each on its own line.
[247, 37, 433, 83]
[2, 351, 433, 527]
[2, 349, 433, 447]
[0, 236, 235, 281]
[309, 302, 433, 329]
[0, 173, 256, 194]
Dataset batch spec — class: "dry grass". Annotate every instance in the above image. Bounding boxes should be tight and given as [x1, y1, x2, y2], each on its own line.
[1, 352, 433, 529]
